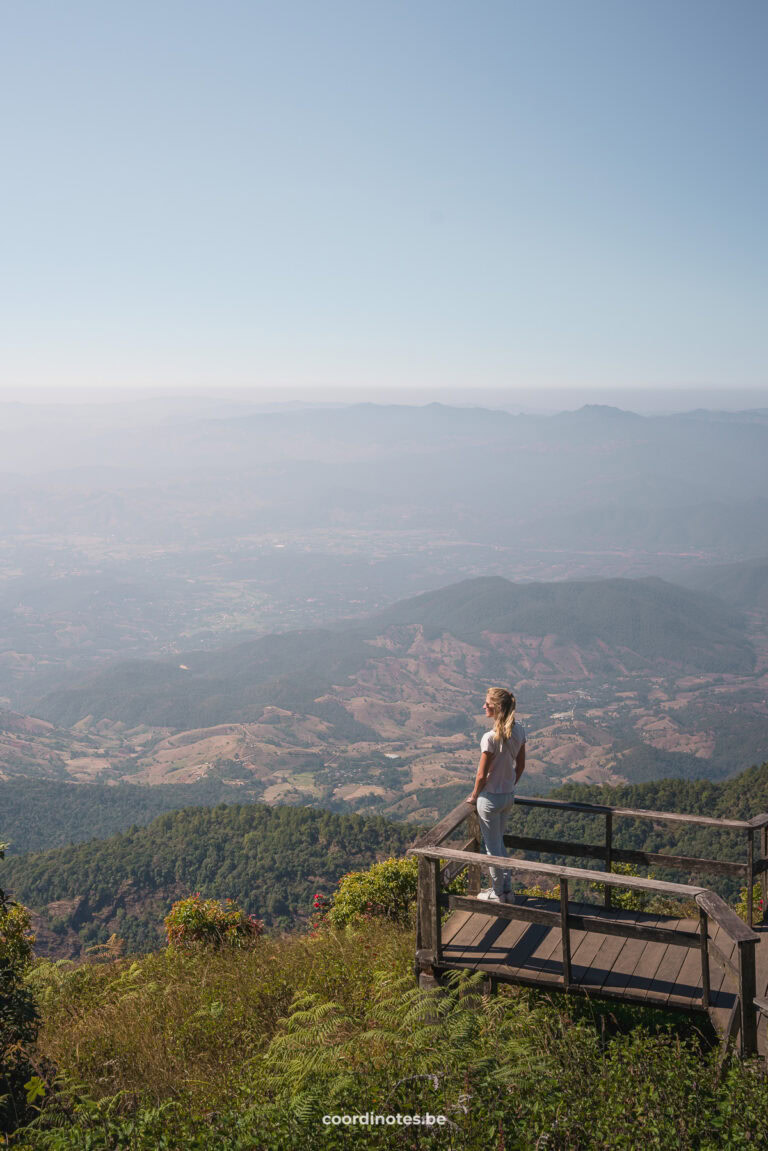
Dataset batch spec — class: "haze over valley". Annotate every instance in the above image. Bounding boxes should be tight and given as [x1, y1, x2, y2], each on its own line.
[2, 395, 768, 849]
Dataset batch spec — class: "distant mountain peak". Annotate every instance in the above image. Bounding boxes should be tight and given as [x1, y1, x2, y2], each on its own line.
[570, 404, 643, 419]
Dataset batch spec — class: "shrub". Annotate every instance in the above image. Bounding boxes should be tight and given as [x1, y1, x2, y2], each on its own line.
[324, 856, 467, 930]
[164, 895, 262, 949]
[327, 858, 418, 927]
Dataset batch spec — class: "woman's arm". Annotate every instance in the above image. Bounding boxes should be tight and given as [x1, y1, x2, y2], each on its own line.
[515, 744, 526, 784]
[467, 752, 493, 804]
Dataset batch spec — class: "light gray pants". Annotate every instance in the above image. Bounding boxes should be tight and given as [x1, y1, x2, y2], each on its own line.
[476, 790, 516, 896]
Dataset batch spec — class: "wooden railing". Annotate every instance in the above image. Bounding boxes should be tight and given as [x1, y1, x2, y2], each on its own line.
[510, 795, 768, 927]
[409, 796, 765, 1057]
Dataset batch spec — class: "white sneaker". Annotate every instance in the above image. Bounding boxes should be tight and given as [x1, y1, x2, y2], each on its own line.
[476, 889, 502, 902]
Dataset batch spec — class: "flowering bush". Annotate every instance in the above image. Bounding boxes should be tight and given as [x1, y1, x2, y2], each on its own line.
[736, 882, 765, 923]
[164, 894, 262, 949]
[309, 892, 330, 933]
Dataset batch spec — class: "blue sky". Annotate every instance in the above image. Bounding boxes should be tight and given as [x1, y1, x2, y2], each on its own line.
[1, 0, 766, 392]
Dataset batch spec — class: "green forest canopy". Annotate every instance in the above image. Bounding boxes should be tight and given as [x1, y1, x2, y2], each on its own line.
[3, 761, 768, 956]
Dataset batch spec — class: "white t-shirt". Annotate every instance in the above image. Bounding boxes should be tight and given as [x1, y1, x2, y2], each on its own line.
[480, 722, 526, 794]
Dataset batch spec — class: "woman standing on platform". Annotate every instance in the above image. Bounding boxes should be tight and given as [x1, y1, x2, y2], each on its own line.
[466, 687, 526, 902]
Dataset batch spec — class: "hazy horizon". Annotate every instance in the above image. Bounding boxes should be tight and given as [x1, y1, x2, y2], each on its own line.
[2, 385, 768, 417]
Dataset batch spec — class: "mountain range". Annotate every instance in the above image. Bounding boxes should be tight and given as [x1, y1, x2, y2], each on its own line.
[0, 571, 761, 828]
[33, 575, 753, 732]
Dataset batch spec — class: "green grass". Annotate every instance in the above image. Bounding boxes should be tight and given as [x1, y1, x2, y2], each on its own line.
[25, 921, 413, 1111]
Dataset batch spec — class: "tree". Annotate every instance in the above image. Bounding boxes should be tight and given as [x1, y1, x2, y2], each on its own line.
[0, 842, 40, 1135]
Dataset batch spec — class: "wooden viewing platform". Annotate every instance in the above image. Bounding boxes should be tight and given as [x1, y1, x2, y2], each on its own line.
[409, 795, 768, 1059]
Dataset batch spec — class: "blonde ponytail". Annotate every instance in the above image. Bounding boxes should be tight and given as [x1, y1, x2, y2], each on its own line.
[487, 686, 517, 746]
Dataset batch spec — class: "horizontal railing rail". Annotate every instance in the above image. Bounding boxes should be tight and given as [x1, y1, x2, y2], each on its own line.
[413, 794, 768, 927]
[513, 795, 757, 830]
[410, 844, 708, 897]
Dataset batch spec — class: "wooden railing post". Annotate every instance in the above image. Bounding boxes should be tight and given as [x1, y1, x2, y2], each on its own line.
[699, 907, 710, 1009]
[417, 857, 442, 965]
[746, 829, 755, 928]
[604, 811, 613, 908]
[416, 857, 428, 954]
[467, 811, 482, 896]
[762, 826, 768, 925]
[431, 857, 442, 965]
[560, 877, 572, 988]
[738, 938, 758, 1057]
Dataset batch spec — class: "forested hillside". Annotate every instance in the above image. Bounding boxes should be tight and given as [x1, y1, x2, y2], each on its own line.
[1, 804, 420, 954]
[0, 777, 265, 854]
[377, 575, 751, 666]
[5, 761, 768, 960]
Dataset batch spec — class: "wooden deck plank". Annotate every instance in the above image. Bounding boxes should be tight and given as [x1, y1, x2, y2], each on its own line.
[439, 909, 492, 973]
[572, 930, 635, 995]
[468, 914, 533, 968]
[454, 904, 564, 987]
[467, 901, 562, 980]
[441, 909, 472, 949]
[666, 932, 705, 1009]
[446, 900, 565, 984]
[460, 958, 563, 989]
[752, 927, 768, 1057]
[568, 925, 609, 972]
[597, 919, 667, 1000]
[616, 932, 678, 1001]
[566, 901, 665, 996]
[568, 902, 635, 985]
[503, 900, 570, 982]
[632, 919, 684, 1004]
[479, 925, 558, 982]
[438, 907, 561, 987]
[629, 915, 695, 1005]
[442, 908, 516, 969]
[435, 905, 768, 1044]
[508, 897, 669, 989]
[441, 910, 499, 958]
[639, 920, 690, 1004]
